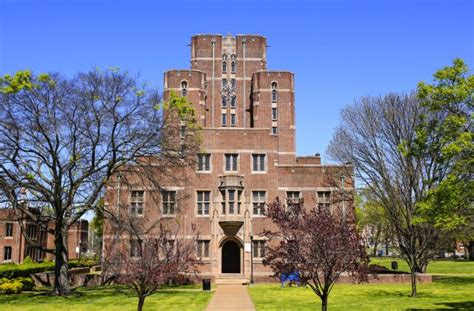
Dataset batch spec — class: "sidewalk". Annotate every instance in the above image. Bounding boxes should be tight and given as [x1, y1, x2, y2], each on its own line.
[206, 284, 256, 311]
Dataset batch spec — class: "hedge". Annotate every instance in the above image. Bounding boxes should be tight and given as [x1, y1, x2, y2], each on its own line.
[0, 259, 98, 279]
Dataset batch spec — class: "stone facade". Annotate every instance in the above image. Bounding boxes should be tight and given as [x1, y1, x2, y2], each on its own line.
[0, 208, 88, 264]
[103, 34, 354, 283]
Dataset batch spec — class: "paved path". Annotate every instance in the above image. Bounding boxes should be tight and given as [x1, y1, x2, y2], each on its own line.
[206, 284, 256, 311]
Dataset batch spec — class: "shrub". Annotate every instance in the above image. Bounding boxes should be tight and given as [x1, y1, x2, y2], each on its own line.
[0, 280, 24, 294]
[17, 277, 34, 291]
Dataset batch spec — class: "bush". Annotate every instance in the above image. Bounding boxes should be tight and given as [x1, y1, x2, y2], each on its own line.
[0, 280, 24, 294]
[0, 262, 54, 279]
[17, 277, 34, 290]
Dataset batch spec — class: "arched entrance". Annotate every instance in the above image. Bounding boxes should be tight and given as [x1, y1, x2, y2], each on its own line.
[221, 240, 241, 273]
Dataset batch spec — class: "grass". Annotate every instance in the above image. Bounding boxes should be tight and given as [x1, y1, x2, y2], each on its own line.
[0, 285, 213, 311]
[248, 275, 474, 310]
[370, 257, 474, 275]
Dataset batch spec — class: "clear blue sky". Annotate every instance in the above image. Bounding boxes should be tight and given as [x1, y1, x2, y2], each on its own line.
[1, 0, 473, 163]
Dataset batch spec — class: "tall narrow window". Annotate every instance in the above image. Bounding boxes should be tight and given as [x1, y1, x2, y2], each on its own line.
[271, 82, 278, 102]
[162, 190, 176, 215]
[228, 190, 235, 214]
[317, 191, 331, 212]
[222, 61, 227, 72]
[130, 190, 144, 216]
[231, 61, 236, 73]
[231, 79, 236, 89]
[222, 54, 227, 61]
[197, 240, 210, 258]
[225, 154, 238, 172]
[222, 79, 227, 89]
[220, 190, 226, 214]
[252, 191, 266, 215]
[252, 154, 266, 172]
[197, 153, 211, 171]
[272, 127, 277, 135]
[130, 239, 141, 258]
[180, 125, 186, 139]
[4, 246, 12, 261]
[222, 96, 227, 107]
[253, 241, 266, 258]
[272, 108, 278, 120]
[197, 191, 211, 216]
[231, 96, 236, 108]
[181, 81, 188, 97]
[5, 223, 13, 237]
[230, 113, 236, 127]
[222, 113, 227, 127]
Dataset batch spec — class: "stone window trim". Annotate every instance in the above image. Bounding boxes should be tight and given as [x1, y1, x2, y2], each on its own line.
[197, 153, 212, 173]
[317, 190, 332, 213]
[196, 190, 212, 217]
[224, 153, 239, 172]
[272, 107, 278, 121]
[271, 81, 278, 102]
[161, 189, 177, 217]
[252, 190, 267, 217]
[251, 153, 267, 173]
[252, 240, 266, 258]
[181, 80, 188, 97]
[129, 190, 145, 217]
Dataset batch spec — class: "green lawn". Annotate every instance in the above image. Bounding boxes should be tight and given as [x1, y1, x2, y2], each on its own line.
[0, 285, 213, 311]
[370, 257, 474, 275]
[248, 276, 474, 310]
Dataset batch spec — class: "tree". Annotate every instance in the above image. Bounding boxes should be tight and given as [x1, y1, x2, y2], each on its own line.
[356, 188, 392, 257]
[103, 213, 198, 311]
[327, 93, 446, 297]
[0, 69, 199, 295]
[415, 59, 474, 258]
[263, 199, 367, 311]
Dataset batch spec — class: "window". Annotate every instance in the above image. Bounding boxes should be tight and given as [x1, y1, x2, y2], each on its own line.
[5, 223, 13, 237]
[222, 61, 227, 72]
[231, 61, 236, 73]
[271, 127, 277, 135]
[180, 125, 186, 139]
[231, 96, 236, 108]
[228, 190, 235, 214]
[318, 191, 331, 212]
[230, 113, 236, 127]
[222, 79, 227, 89]
[252, 154, 266, 172]
[3, 246, 12, 261]
[286, 191, 301, 209]
[130, 190, 144, 216]
[197, 240, 210, 258]
[252, 191, 266, 215]
[222, 113, 227, 126]
[222, 96, 227, 107]
[197, 191, 211, 216]
[225, 154, 238, 171]
[220, 190, 226, 214]
[166, 239, 175, 255]
[197, 153, 211, 171]
[271, 82, 278, 102]
[162, 191, 176, 215]
[222, 54, 227, 61]
[231, 79, 236, 89]
[253, 241, 266, 258]
[27, 225, 37, 240]
[130, 239, 141, 258]
[272, 108, 278, 120]
[181, 81, 188, 97]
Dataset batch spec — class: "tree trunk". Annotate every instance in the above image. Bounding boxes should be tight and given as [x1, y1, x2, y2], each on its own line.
[410, 267, 417, 297]
[137, 296, 146, 311]
[467, 241, 474, 261]
[53, 225, 71, 296]
[320, 294, 328, 311]
[372, 227, 381, 256]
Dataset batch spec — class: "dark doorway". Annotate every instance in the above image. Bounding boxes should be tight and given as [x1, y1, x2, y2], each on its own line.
[222, 240, 241, 273]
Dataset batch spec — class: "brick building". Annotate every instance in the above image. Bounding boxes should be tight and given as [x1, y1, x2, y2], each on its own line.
[104, 34, 353, 283]
[0, 208, 88, 264]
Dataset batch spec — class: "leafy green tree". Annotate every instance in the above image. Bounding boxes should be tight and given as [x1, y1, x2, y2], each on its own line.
[415, 59, 474, 258]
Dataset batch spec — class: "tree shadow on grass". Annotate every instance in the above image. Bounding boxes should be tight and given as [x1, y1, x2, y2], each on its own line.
[406, 301, 474, 310]
[433, 276, 474, 286]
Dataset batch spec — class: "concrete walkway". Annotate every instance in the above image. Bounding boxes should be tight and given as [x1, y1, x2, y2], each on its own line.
[206, 284, 256, 311]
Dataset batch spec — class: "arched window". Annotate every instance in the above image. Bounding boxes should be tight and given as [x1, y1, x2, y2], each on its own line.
[271, 82, 278, 102]
[223, 54, 227, 61]
[222, 61, 227, 72]
[231, 54, 236, 61]
[181, 81, 188, 97]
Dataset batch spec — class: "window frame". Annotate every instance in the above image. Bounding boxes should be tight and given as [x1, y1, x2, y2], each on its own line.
[251, 153, 267, 173]
[252, 240, 266, 258]
[222, 113, 227, 127]
[271, 127, 277, 135]
[5, 223, 13, 238]
[3, 246, 12, 261]
[224, 153, 239, 172]
[130, 190, 145, 217]
[252, 190, 266, 216]
[272, 107, 278, 121]
[161, 190, 177, 216]
[196, 190, 211, 217]
[197, 240, 210, 259]
[317, 191, 332, 213]
[197, 153, 211, 172]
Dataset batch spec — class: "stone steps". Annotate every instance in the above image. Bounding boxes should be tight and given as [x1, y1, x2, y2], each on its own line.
[215, 277, 249, 285]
